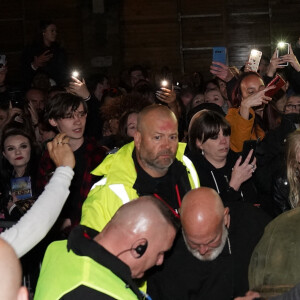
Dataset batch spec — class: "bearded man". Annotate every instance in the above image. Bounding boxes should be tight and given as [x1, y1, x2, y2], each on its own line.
[146, 187, 270, 300]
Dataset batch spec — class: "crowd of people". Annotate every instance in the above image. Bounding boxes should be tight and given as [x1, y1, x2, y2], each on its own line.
[0, 19, 300, 299]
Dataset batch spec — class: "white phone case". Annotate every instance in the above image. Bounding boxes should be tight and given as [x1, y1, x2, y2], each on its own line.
[248, 50, 262, 72]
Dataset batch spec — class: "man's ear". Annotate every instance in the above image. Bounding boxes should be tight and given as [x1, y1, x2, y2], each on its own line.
[195, 138, 203, 150]
[17, 286, 28, 300]
[224, 207, 230, 228]
[134, 131, 141, 151]
[49, 119, 58, 127]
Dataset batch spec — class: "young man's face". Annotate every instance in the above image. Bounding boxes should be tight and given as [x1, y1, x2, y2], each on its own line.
[130, 70, 145, 88]
[49, 103, 87, 140]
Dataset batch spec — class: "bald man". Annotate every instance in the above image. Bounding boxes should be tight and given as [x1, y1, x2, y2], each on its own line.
[34, 196, 179, 300]
[0, 239, 28, 300]
[147, 187, 270, 300]
[81, 104, 199, 231]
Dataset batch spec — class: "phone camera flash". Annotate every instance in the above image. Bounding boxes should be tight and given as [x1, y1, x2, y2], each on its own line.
[72, 71, 79, 78]
[161, 80, 168, 87]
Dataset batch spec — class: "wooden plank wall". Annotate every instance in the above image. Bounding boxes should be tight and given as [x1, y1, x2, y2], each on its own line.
[0, 0, 83, 85]
[120, 0, 300, 81]
[1, 0, 300, 85]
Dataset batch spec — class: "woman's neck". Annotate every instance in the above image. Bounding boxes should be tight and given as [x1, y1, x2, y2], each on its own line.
[43, 39, 51, 47]
[204, 155, 226, 169]
[14, 166, 26, 178]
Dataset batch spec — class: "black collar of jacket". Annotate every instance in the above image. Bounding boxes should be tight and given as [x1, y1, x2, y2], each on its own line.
[67, 225, 144, 300]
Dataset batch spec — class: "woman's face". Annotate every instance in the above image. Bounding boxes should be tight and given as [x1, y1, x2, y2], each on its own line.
[0, 109, 9, 128]
[181, 92, 194, 107]
[126, 113, 138, 137]
[191, 94, 205, 109]
[204, 90, 225, 107]
[240, 75, 265, 98]
[196, 129, 230, 164]
[43, 24, 57, 44]
[3, 135, 31, 169]
[284, 96, 300, 115]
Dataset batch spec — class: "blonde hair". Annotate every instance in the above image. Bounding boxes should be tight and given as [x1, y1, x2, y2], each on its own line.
[286, 130, 300, 208]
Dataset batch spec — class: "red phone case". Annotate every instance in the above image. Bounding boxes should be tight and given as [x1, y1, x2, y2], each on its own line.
[264, 75, 286, 98]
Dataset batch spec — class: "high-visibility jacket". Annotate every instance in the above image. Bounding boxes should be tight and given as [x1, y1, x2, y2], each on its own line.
[81, 141, 199, 232]
[34, 240, 141, 300]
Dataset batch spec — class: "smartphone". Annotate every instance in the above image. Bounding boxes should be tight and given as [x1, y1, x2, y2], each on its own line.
[0, 55, 6, 70]
[71, 70, 83, 81]
[160, 79, 172, 90]
[264, 74, 286, 98]
[248, 49, 262, 72]
[212, 47, 227, 66]
[276, 42, 290, 67]
[241, 140, 257, 164]
[9, 91, 24, 109]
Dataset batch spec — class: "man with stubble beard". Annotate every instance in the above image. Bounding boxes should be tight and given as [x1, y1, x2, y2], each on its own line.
[147, 187, 270, 300]
[81, 104, 199, 232]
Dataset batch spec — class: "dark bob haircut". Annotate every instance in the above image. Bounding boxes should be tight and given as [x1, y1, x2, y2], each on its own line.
[188, 110, 231, 152]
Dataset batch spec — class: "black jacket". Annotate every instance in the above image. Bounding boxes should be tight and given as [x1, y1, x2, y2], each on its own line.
[146, 202, 271, 300]
[22, 41, 68, 88]
[272, 169, 291, 216]
[187, 150, 258, 204]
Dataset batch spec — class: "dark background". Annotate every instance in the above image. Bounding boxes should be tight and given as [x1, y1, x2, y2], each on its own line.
[1, 0, 299, 84]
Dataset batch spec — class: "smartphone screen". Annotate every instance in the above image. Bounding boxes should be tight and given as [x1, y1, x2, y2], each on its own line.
[248, 49, 262, 72]
[241, 140, 257, 164]
[212, 47, 227, 66]
[277, 42, 290, 66]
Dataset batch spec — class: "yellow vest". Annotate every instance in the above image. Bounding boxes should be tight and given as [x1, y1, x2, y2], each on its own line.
[34, 240, 141, 300]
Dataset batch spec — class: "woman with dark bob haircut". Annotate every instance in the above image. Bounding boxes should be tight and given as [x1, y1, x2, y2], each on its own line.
[187, 110, 258, 204]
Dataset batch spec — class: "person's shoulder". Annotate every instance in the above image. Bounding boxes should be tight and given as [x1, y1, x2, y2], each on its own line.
[85, 138, 107, 155]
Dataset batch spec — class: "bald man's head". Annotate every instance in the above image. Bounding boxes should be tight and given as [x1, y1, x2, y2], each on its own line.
[180, 187, 230, 261]
[95, 196, 179, 278]
[0, 239, 28, 300]
[136, 104, 177, 132]
[134, 104, 179, 178]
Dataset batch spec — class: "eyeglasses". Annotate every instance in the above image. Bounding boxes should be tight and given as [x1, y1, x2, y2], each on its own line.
[284, 104, 300, 111]
[62, 111, 87, 119]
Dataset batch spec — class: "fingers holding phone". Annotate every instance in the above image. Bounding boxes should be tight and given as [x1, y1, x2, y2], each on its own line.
[68, 71, 90, 99]
[280, 46, 300, 72]
[230, 150, 257, 191]
[241, 87, 274, 109]
[210, 62, 234, 82]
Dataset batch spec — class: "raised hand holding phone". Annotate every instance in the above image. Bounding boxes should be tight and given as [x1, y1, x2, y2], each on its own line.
[68, 71, 90, 100]
[276, 42, 290, 66]
[280, 46, 300, 72]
